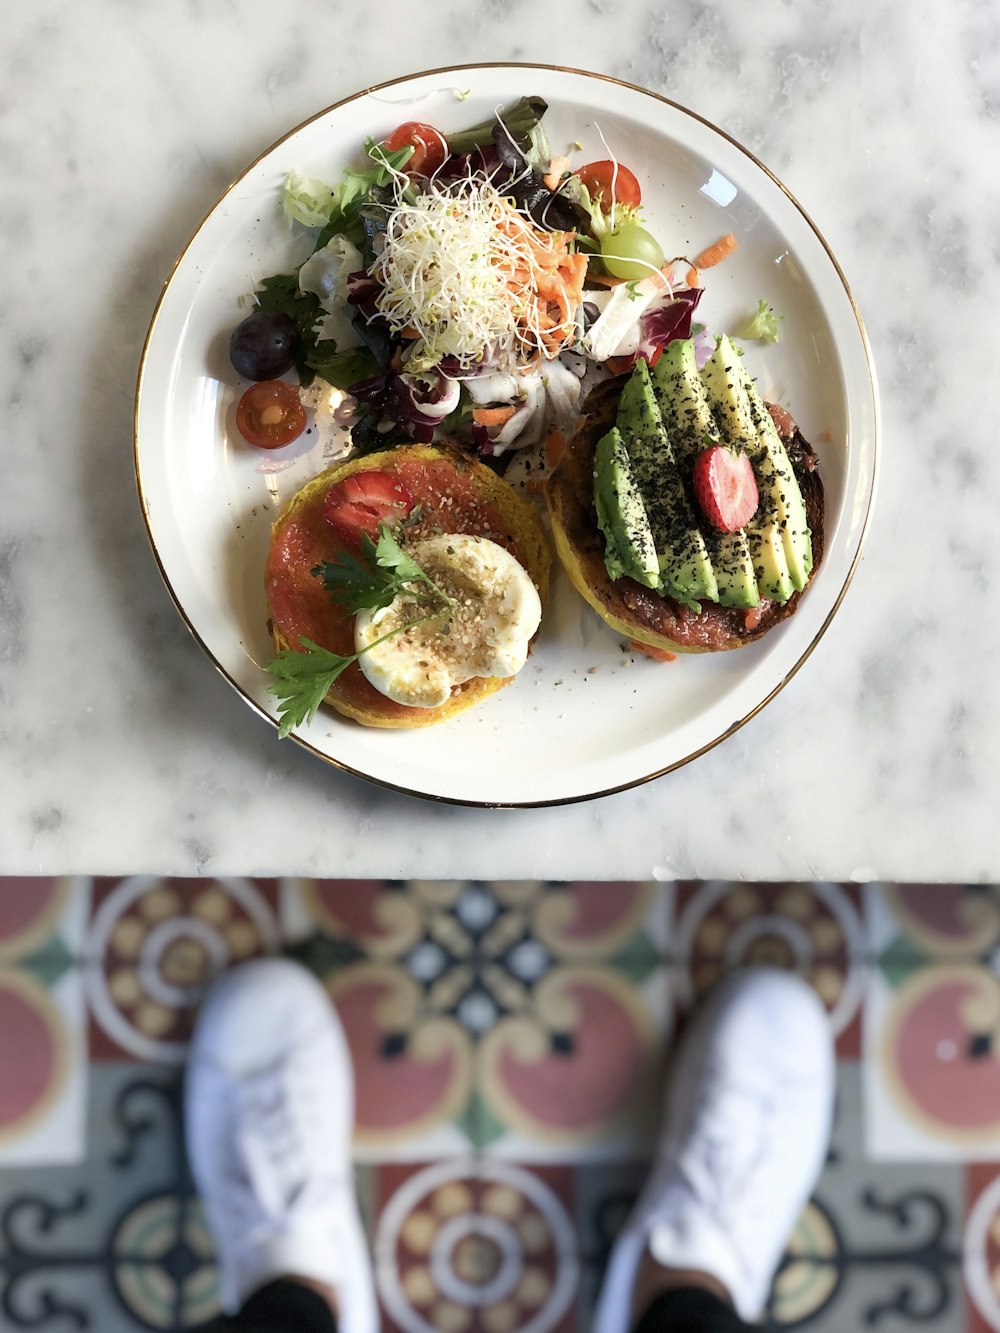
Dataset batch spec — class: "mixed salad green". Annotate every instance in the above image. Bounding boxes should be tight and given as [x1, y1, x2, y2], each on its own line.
[227, 96, 777, 461]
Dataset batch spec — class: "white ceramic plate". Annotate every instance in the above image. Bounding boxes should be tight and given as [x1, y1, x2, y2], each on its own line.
[135, 64, 878, 807]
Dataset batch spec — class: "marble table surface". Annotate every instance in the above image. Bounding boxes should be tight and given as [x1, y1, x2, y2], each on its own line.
[2, 0, 996, 881]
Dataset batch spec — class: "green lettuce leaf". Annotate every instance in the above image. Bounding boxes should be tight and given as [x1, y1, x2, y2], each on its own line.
[733, 299, 782, 344]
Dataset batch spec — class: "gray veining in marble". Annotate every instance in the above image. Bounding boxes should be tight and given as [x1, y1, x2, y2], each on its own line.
[1, 0, 998, 878]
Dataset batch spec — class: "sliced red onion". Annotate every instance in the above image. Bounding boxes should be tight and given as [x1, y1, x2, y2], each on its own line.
[693, 330, 714, 368]
[346, 271, 381, 306]
[398, 372, 460, 420]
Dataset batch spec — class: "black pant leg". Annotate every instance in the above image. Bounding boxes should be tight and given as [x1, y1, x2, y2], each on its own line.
[633, 1286, 754, 1333]
[222, 1278, 339, 1333]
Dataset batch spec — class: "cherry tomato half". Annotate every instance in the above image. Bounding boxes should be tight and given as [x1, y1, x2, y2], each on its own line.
[383, 120, 448, 176]
[235, 380, 306, 449]
[323, 471, 415, 550]
[576, 160, 642, 210]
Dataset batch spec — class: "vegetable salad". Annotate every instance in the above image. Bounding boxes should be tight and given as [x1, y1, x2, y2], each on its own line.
[228, 95, 769, 460]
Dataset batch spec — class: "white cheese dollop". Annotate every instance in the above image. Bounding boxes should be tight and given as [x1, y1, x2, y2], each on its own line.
[354, 534, 542, 709]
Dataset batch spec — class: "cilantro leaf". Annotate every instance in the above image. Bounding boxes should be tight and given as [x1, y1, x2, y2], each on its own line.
[265, 637, 356, 738]
[266, 608, 441, 738]
[374, 525, 431, 585]
[312, 533, 399, 614]
[312, 522, 455, 617]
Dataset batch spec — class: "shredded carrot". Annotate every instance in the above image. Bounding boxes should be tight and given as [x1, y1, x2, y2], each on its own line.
[686, 267, 700, 288]
[492, 209, 588, 358]
[627, 639, 677, 662]
[543, 155, 571, 191]
[545, 429, 566, 468]
[692, 233, 739, 270]
[472, 405, 517, 427]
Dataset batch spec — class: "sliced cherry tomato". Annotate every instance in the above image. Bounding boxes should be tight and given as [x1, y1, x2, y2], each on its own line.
[235, 380, 306, 449]
[322, 471, 415, 550]
[383, 120, 448, 176]
[576, 160, 642, 210]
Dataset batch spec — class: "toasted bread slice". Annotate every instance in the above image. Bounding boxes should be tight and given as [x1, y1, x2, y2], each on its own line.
[266, 443, 550, 729]
[545, 379, 824, 654]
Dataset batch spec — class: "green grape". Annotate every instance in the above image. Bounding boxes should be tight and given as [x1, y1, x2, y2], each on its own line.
[600, 222, 665, 282]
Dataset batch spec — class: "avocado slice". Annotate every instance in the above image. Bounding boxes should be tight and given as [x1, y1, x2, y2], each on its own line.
[701, 337, 811, 602]
[593, 427, 660, 589]
[616, 359, 718, 605]
[744, 379, 813, 590]
[650, 339, 759, 609]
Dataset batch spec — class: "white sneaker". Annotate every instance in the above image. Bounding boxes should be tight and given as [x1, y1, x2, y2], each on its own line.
[593, 968, 835, 1332]
[185, 959, 377, 1333]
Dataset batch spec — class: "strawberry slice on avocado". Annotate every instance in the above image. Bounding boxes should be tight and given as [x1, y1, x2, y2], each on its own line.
[692, 446, 759, 533]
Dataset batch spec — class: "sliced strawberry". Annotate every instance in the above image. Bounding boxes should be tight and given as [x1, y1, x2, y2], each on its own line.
[322, 470, 414, 550]
[692, 446, 759, 533]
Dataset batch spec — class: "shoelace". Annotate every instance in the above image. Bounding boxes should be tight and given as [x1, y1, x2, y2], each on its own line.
[233, 1059, 347, 1223]
[665, 1056, 782, 1249]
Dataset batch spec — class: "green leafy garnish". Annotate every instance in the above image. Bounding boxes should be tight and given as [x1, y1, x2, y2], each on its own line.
[253, 279, 378, 391]
[439, 388, 473, 437]
[282, 171, 339, 228]
[312, 523, 454, 615]
[732, 298, 782, 344]
[445, 95, 547, 155]
[313, 140, 415, 248]
[267, 524, 456, 738]
[266, 615, 439, 739]
[305, 342, 378, 390]
[266, 637, 356, 739]
[282, 141, 413, 234]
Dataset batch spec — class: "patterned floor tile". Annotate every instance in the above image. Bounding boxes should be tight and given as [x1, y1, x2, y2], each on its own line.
[283, 880, 668, 1161]
[963, 1165, 1000, 1333]
[373, 1159, 580, 1333]
[0, 880, 89, 1166]
[864, 885, 1000, 1160]
[86, 877, 280, 1064]
[865, 883, 1000, 962]
[670, 881, 868, 1057]
[0, 1063, 208, 1328]
[776, 1062, 965, 1331]
[0, 876, 92, 962]
[0, 962, 88, 1166]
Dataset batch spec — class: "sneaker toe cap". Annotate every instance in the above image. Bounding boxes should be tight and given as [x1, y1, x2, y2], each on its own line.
[189, 959, 342, 1074]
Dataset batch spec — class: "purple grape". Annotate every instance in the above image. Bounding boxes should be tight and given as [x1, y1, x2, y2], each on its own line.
[229, 310, 299, 380]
